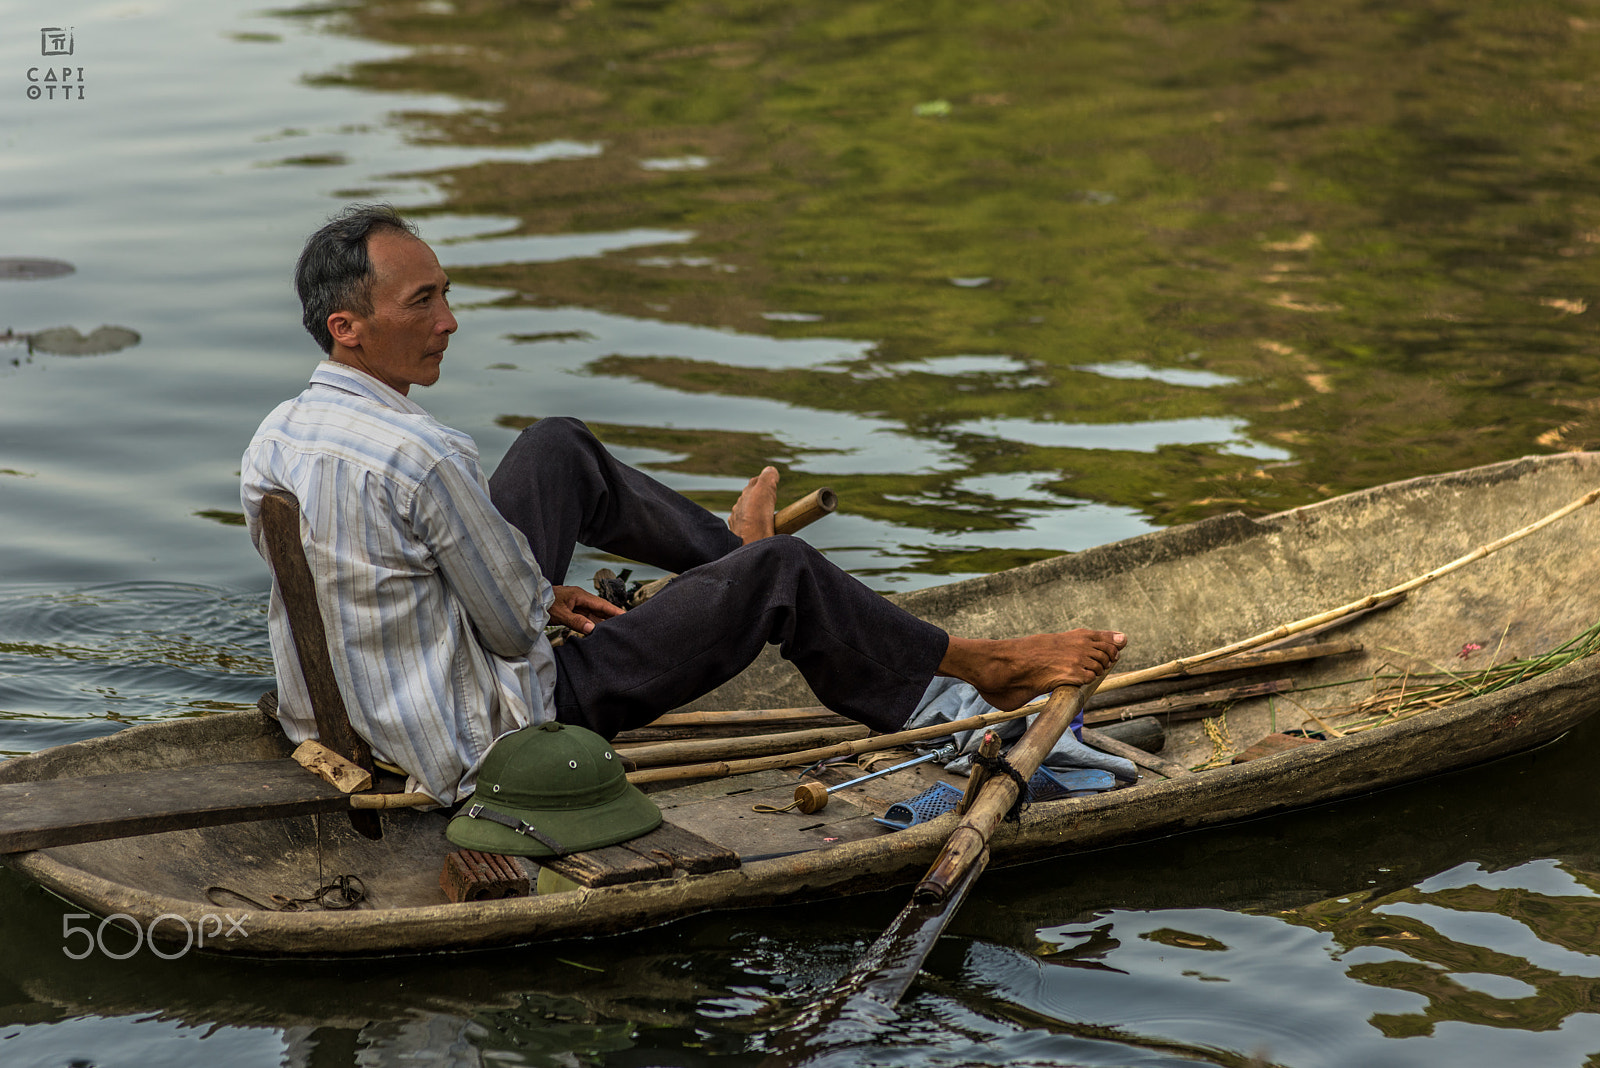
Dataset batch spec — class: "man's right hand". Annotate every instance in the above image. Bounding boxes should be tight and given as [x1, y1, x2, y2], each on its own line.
[550, 585, 624, 634]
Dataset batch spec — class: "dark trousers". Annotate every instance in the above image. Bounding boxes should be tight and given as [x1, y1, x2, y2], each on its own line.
[488, 418, 949, 739]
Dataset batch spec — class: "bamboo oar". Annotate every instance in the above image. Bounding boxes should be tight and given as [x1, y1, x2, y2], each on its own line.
[635, 484, 1600, 785]
[775, 683, 1098, 1053]
[913, 681, 1097, 902]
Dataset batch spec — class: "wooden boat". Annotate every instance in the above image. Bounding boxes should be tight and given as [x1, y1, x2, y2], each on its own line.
[4, 452, 1599, 956]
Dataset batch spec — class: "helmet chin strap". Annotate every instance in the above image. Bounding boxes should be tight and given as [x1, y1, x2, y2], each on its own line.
[463, 803, 567, 855]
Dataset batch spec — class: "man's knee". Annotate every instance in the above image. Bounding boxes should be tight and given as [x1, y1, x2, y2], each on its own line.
[497, 417, 599, 481]
[730, 533, 827, 578]
[516, 416, 596, 454]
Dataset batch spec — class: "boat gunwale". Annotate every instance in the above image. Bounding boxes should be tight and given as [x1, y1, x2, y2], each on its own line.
[889, 452, 1597, 620]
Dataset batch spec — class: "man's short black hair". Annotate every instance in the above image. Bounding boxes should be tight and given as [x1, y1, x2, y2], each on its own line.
[295, 204, 419, 355]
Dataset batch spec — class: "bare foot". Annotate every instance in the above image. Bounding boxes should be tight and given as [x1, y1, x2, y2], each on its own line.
[938, 629, 1127, 711]
[728, 466, 779, 544]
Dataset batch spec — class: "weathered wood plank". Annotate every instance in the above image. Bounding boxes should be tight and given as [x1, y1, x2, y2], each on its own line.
[1231, 732, 1318, 764]
[0, 760, 352, 853]
[259, 491, 382, 839]
[620, 821, 741, 875]
[440, 850, 531, 902]
[539, 820, 740, 887]
[259, 493, 373, 773]
[541, 842, 674, 887]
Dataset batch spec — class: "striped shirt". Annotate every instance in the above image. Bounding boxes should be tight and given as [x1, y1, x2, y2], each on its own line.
[241, 361, 556, 804]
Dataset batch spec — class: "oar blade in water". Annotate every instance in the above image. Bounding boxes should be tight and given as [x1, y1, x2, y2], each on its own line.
[764, 851, 991, 1066]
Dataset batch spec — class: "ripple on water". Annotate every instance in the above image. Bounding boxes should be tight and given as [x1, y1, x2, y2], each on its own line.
[0, 581, 274, 755]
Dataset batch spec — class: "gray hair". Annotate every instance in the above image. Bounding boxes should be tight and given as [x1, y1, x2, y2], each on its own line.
[294, 204, 419, 354]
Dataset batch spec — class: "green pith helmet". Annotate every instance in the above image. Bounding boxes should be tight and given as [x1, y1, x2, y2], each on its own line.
[446, 722, 661, 857]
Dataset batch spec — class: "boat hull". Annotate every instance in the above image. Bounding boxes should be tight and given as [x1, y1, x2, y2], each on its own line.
[5, 452, 1599, 956]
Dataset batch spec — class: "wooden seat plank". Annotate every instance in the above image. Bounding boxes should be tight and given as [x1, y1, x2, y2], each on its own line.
[542, 844, 673, 887]
[540, 820, 739, 888]
[0, 760, 352, 853]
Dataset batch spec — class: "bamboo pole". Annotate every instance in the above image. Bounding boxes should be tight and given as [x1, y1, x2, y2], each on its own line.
[613, 724, 869, 767]
[626, 484, 1600, 785]
[775, 487, 837, 535]
[349, 792, 435, 810]
[1081, 678, 1295, 726]
[1087, 639, 1361, 710]
[635, 706, 836, 729]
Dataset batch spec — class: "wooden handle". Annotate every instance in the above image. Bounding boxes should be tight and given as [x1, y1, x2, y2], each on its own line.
[955, 731, 1001, 817]
[794, 781, 830, 814]
[774, 487, 837, 535]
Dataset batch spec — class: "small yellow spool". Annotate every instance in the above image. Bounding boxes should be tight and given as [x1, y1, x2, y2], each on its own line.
[793, 781, 830, 814]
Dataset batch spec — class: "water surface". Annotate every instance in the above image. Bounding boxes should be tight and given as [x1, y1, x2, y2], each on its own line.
[3, 1, 1600, 1065]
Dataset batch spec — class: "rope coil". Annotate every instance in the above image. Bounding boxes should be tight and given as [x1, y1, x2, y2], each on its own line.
[970, 750, 1030, 822]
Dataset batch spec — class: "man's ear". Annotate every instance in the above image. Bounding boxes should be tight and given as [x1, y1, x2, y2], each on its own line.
[326, 310, 363, 351]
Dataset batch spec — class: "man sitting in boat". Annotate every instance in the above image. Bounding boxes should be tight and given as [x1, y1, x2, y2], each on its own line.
[240, 204, 1127, 805]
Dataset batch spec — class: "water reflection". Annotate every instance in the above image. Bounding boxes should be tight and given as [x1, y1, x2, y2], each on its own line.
[277, 0, 1600, 585]
[3, 1, 1600, 1066]
[912, 860, 1600, 1068]
[1283, 859, 1600, 1039]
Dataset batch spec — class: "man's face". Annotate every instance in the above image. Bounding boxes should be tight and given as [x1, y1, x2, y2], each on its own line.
[329, 229, 457, 395]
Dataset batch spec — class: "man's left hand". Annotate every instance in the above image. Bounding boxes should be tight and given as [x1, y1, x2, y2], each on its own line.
[549, 585, 625, 634]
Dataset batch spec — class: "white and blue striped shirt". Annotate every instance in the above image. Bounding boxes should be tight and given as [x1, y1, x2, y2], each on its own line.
[241, 362, 556, 804]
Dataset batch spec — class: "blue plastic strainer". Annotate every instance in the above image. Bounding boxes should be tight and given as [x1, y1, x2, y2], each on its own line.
[1027, 766, 1116, 801]
[873, 781, 964, 830]
[874, 768, 1119, 830]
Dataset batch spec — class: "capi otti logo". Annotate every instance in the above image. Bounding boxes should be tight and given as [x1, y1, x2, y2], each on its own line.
[27, 26, 85, 101]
